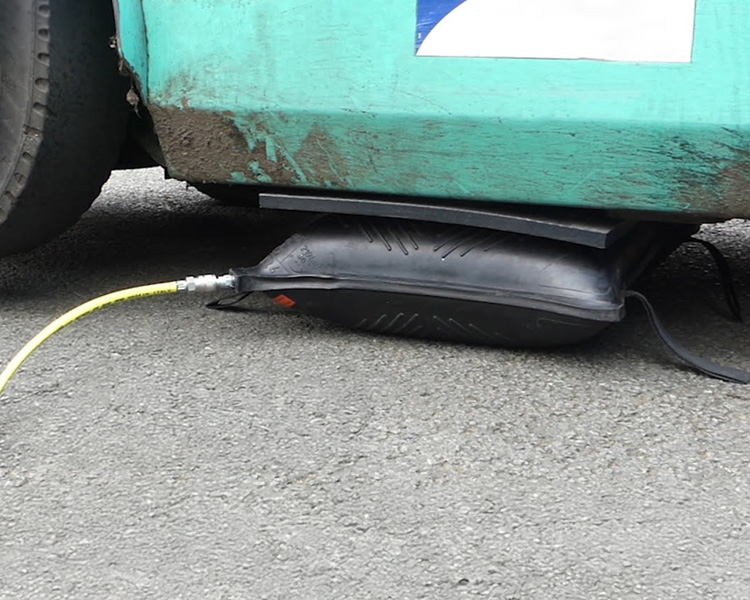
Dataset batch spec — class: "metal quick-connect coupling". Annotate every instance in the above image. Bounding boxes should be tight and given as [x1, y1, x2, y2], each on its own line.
[176, 274, 237, 293]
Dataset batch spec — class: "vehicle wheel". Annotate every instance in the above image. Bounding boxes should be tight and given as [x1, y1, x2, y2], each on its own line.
[0, 0, 129, 257]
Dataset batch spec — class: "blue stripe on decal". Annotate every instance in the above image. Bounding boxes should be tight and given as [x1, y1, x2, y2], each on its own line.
[416, 0, 467, 53]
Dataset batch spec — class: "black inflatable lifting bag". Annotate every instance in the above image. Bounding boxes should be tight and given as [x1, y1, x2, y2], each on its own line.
[231, 215, 693, 348]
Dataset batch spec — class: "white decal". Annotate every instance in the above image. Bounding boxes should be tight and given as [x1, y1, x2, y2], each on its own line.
[417, 0, 696, 63]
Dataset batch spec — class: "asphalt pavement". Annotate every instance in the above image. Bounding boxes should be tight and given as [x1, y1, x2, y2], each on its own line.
[2, 168, 750, 599]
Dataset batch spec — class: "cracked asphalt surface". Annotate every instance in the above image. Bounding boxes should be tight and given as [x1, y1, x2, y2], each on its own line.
[1, 168, 750, 599]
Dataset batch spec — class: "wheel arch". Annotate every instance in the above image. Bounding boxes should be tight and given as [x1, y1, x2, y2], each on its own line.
[111, 0, 149, 98]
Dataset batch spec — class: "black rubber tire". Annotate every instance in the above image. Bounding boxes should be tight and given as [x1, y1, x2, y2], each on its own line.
[0, 0, 129, 257]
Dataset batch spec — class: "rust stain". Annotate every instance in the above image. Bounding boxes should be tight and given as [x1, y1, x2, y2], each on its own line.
[713, 160, 750, 217]
[250, 138, 302, 184]
[149, 105, 251, 182]
[655, 135, 750, 219]
[150, 104, 356, 189]
[242, 117, 353, 188]
[677, 156, 750, 219]
[292, 124, 350, 188]
[241, 113, 307, 186]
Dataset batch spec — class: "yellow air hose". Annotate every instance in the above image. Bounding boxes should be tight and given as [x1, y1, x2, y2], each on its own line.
[0, 275, 235, 398]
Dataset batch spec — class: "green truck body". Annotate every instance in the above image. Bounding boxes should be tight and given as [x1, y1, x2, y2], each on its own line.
[114, 0, 750, 218]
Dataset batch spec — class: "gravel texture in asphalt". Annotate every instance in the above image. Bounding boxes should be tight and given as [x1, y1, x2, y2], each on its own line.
[1, 168, 750, 599]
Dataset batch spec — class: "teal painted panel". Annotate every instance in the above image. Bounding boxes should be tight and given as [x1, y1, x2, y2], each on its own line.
[112, 0, 148, 96]
[122, 0, 750, 215]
